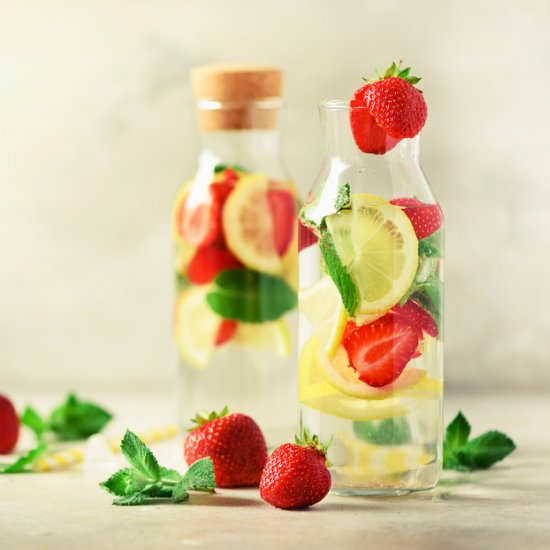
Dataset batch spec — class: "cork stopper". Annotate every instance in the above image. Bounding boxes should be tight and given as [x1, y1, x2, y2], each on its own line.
[191, 63, 283, 131]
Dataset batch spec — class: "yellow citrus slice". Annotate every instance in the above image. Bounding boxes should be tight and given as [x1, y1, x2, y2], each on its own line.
[232, 319, 291, 358]
[325, 194, 418, 314]
[300, 277, 349, 358]
[174, 286, 222, 370]
[222, 173, 282, 275]
[172, 180, 195, 274]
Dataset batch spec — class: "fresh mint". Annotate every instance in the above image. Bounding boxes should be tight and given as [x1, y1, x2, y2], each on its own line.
[207, 268, 297, 323]
[319, 231, 358, 316]
[299, 182, 351, 230]
[100, 429, 215, 506]
[214, 163, 247, 174]
[353, 418, 412, 446]
[334, 183, 351, 212]
[443, 411, 516, 471]
[0, 442, 48, 474]
[20, 394, 112, 443]
[418, 231, 443, 258]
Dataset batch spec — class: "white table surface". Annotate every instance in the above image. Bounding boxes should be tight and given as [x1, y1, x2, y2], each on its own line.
[1, 390, 549, 550]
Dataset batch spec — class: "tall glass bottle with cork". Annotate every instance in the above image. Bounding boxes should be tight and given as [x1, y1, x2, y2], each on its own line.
[298, 62, 444, 494]
[172, 64, 298, 444]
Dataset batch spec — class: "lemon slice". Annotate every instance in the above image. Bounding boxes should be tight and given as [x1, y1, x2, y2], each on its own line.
[325, 194, 418, 314]
[222, 173, 282, 275]
[174, 286, 222, 370]
[232, 319, 291, 358]
[300, 277, 348, 357]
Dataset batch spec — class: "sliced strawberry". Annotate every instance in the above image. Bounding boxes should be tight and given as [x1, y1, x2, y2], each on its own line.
[389, 197, 443, 239]
[298, 220, 318, 252]
[267, 188, 296, 256]
[221, 168, 239, 187]
[187, 246, 242, 284]
[391, 300, 438, 338]
[412, 338, 424, 359]
[215, 320, 238, 346]
[343, 315, 418, 387]
[350, 99, 401, 155]
[342, 320, 357, 342]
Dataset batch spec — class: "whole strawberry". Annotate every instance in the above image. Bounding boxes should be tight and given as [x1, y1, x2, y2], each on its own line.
[184, 407, 267, 488]
[350, 61, 427, 154]
[0, 394, 20, 454]
[260, 430, 331, 510]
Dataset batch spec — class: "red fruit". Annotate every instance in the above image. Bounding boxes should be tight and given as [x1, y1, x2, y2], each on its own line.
[267, 188, 296, 256]
[350, 62, 427, 154]
[343, 315, 419, 387]
[215, 320, 238, 346]
[184, 408, 267, 488]
[187, 246, 242, 284]
[298, 220, 318, 253]
[0, 394, 19, 454]
[389, 197, 443, 239]
[260, 431, 331, 510]
[391, 300, 438, 338]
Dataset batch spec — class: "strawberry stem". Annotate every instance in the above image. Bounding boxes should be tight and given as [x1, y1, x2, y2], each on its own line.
[294, 428, 333, 465]
[188, 406, 229, 431]
[362, 60, 422, 86]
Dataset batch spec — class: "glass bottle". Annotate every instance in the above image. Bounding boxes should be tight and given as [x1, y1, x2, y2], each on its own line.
[298, 100, 443, 495]
[172, 64, 299, 444]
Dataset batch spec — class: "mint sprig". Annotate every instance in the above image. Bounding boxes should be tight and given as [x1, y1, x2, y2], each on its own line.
[0, 442, 49, 474]
[100, 430, 215, 506]
[443, 412, 516, 471]
[20, 393, 112, 443]
[353, 418, 412, 446]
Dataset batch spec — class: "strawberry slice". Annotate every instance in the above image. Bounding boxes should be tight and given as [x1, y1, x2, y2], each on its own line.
[298, 220, 318, 252]
[389, 197, 443, 239]
[343, 315, 418, 387]
[391, 300, 438, 338]
[350, 99, 401, 155]
[215, 320, 238, 346]
[267, 188, 296, 256]
[187, 246, 242, 284]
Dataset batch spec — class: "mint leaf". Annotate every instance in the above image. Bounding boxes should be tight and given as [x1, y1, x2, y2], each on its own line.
[181, 457, 216, 493]
[160, 467, 183, 483]
[445, 411, 471, 450]
[100, 469, 137, 496]
[172, 482, 190, 503]
[418, 231, 443, 258]
[20, 406, 48, 442]
[319, 231, 358, 316]
[113, 493, 148, 506]
[455, 431, 516, 470]
[408, 275, 443, 335]
[207, 269, 297, 323]
[1, 443, 48, 474]
[334, 183, 351, 212]
[50, 393, 112, 440]
[353, 418, 412, 446]
[214, 163, 247, 174]
[120, 430, 160, 482]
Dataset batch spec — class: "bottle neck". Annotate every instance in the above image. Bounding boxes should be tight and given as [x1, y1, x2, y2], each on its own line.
[320, 101, 420, 166]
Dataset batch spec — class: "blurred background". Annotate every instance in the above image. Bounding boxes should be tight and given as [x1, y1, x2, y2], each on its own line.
[1, 0, 549, 393]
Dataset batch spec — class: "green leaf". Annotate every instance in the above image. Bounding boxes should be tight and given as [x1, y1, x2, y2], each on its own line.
[160, 467, 183, 483]
[398, 67, 411, 79]
[172, 481, 190, 503]
[407, 274, 443, 335]
[1, 443, 48, 474]
[20, 406, 48, 442]
[319, 231, 358, 316]
[112, 493, 148, 506]
[49, 393, 112, 440]
[455, 431, 516, 470]
[174, 272, 191, 292]
[207, 269, 297, 323]
[408, 76, 422, 85]
[418, 231, 443, 258]
[100, 469, 137, 496]
[120, 430, 161, 482]
[214, 163, 247, 174]
[445, 411, 471, 450]
[181, 457, 216, 493]
[353, 418, 412, 446]
[334, 183, 351, 212]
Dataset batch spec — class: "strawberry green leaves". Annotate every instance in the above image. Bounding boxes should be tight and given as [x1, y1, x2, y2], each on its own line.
[100, 430, 216, 506]
[443, 412, 516, 472]
[362, 60, 422, 86]
[207, 269, 297, 323]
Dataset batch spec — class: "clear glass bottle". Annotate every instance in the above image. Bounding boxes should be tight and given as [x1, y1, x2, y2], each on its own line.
[298, 100, 443, 495]
[172, 64, 298, 445]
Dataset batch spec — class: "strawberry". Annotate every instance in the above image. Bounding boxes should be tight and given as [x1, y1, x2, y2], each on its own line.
[350, 61, 427, 154]
[267, 187, 296, 256]
[187, 246, 242, 284]
[389, 197, 443, 239]
[391, 300, 438, 338]
[0, 394, 20, 454]
[260, 430, 331, 510]
[215, 320, 238, 346]
[184, 407, 267, 488]
[298, 220, 318, 253]
[343, 315, 419, 387]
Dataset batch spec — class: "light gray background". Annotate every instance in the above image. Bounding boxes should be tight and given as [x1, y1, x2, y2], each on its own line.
[1, 0, 549, 391]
